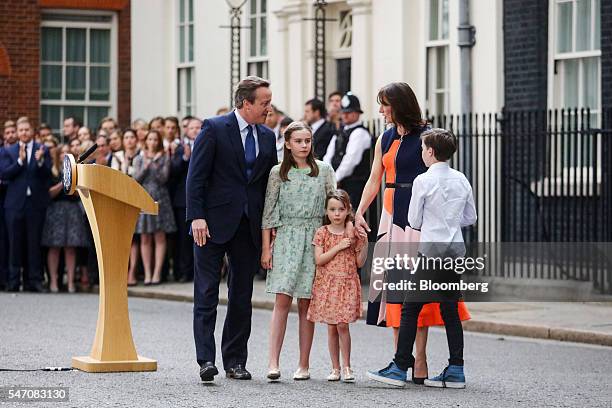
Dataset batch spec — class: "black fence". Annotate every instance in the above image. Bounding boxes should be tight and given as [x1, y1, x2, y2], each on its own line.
[362, 108, 612, 294]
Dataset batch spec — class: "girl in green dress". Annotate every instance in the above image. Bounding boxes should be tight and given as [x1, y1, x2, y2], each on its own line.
[261, 121, 336, 382]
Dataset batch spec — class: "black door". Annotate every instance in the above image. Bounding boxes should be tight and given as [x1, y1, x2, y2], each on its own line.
[336, 58, 351, 94]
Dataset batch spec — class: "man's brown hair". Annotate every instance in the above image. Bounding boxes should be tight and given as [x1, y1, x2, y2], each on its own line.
[234, 76, 270, 109]
[421, 128, 457, 161]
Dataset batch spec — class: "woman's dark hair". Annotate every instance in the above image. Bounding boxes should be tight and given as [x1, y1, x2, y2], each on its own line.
[279, 121, 319, 182]
[323, 189, 354, 226]
[377, 82, 426, 133]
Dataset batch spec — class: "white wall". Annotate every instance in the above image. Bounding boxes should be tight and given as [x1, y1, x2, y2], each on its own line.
[469, 0, 504, 113]
[193, 1, 231, 118]
[131, 0, 173, 121]
[130, 0, 505, 122]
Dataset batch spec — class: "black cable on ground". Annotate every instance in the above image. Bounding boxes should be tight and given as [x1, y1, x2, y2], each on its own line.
[0, 367, 74, 372]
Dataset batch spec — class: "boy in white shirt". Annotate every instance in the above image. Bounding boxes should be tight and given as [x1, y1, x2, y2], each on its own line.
[368, 128, 477, 389]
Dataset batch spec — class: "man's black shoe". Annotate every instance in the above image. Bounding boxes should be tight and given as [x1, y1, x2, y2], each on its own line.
[226, 364, 252, 380]
[7, 286, 19, 292]
[27, 283, 48, 293]
[199, 362, 218, 382]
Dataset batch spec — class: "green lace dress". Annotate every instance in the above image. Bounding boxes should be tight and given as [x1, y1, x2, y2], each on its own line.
[262, 160, 336, 298]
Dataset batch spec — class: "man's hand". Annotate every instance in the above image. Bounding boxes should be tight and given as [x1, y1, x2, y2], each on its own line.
[192, 219, 210, 247]
[34, 146, 45, 162]
[183, 143, 191, 160]
[354, 212, 371, 238]
[18, 143, 26, 163]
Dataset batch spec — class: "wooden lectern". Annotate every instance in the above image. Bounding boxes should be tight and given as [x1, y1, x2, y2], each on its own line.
[63, 154, 158, 372]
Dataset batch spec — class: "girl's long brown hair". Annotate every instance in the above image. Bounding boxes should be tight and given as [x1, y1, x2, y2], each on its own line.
[323, 189, 354, 226]
[279, 121, 319, 181]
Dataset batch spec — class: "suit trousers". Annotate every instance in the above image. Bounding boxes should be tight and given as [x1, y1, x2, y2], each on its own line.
[0, 204, 7, 288]
[193, 215, 259, 369]
[5, 198, 45, 290]
[173, 207, 193, 281]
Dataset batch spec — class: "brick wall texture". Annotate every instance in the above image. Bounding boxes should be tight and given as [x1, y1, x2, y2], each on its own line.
[0, 0, 130, 129]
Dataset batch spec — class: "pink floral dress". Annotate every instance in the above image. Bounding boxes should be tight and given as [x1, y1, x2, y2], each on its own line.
[307, 225, 363, 324]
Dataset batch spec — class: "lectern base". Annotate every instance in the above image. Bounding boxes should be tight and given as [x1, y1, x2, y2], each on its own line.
[72, 355, 157, 373]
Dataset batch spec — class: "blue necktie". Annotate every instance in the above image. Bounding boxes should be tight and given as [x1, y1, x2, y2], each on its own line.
[245, 125, 256, 179]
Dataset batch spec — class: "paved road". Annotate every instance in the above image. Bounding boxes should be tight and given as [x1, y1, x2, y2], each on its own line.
[1, 293, 611, 407]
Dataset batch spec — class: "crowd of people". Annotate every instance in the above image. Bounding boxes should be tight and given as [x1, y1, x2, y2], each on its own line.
[1, 75, 478, 388]
[0, 89, 373, 294]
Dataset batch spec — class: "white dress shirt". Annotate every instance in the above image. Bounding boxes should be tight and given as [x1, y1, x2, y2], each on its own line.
[408, 162, 477, 257]
[17, 140, 35, 196]
[310, 118, 325, 135]
[322, 121, 371, 182]
[273, 123, 284, 162]
[234, 109, 259, 157]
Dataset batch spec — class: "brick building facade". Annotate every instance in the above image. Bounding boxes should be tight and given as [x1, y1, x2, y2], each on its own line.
[0, 0, 131, 130]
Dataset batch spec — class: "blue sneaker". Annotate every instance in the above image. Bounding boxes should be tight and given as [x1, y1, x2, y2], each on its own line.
[366, 362, 407, 387]
[424, 365, 465, 389]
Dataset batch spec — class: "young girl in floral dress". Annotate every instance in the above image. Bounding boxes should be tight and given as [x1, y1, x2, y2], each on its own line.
[308, 190, 367, 383]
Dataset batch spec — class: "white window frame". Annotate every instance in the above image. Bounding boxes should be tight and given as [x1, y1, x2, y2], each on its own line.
[425, 0, 450, 117]
[40, 9, 118, 132]
[247, 0, 268, 78]
[538, 0, 602, 195]
[176, 0, 196, 117]
[548, 0, 601, 115]
[338, 9, 352, 50]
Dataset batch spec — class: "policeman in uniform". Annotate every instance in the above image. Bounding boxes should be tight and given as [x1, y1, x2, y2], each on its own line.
[323, 92, 372, 211]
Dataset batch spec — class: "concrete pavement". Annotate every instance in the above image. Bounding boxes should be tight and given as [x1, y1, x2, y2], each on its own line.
[1, 293, 611, 407]
[127, 280, 612, 347]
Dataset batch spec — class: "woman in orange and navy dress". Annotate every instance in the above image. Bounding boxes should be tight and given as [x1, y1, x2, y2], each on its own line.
[354, 82, 470, 382]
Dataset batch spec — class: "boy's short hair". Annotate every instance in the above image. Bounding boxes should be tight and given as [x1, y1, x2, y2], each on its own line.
[421, 128, 457, 161]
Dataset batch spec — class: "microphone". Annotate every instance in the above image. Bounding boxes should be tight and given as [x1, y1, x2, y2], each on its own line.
[77, 143, 98, 164]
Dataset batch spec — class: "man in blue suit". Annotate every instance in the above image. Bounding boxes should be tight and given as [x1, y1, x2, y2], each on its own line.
[0, 117, 51, 292]
[170, 117, 201, 282]
[187, 76, 277, 382]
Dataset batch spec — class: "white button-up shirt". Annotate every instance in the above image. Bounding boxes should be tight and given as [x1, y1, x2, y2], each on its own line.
[310, 118, 325, 134]
[408, 162, 477, 257]
[235, 109, 259, 157]
[322, 121, 371, 182]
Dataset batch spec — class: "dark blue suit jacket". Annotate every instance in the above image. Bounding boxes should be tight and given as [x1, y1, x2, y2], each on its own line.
[186, 112, 278, 248]
[0, 142, 52, 211]
[171, 144, 189, 208]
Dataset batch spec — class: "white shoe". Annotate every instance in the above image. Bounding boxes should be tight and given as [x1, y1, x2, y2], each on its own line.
[327, 369, 340, 381]
[293, 367, 310, 380]
[267, 368, 281, 382]
[342, 367, 355, 383]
